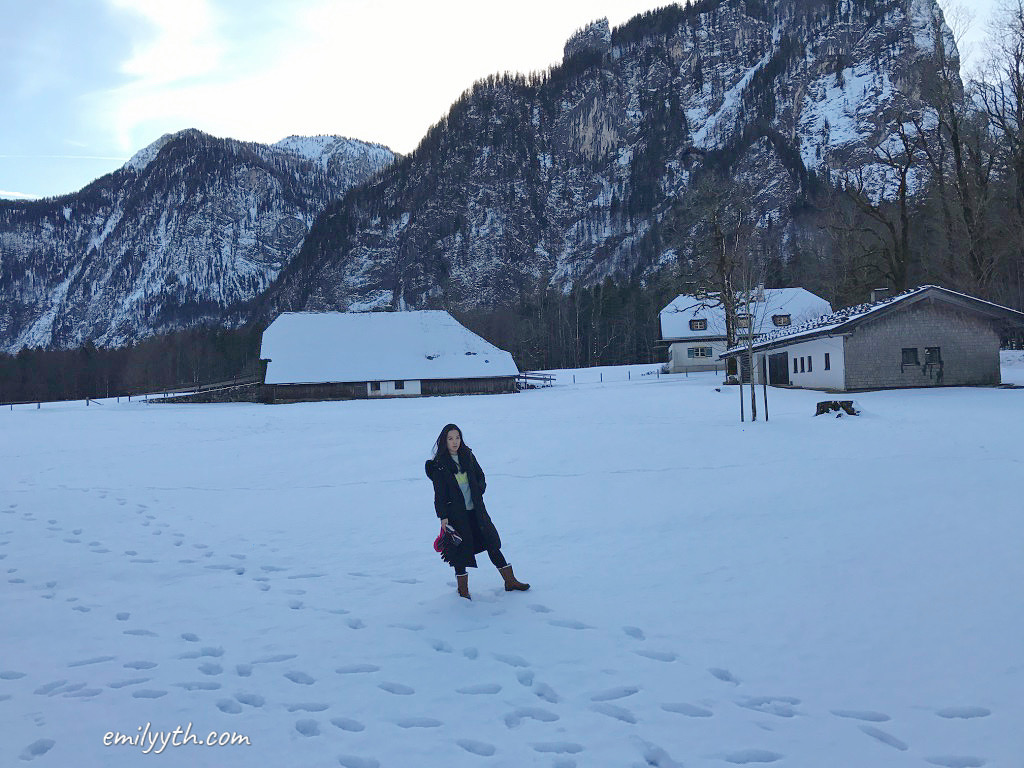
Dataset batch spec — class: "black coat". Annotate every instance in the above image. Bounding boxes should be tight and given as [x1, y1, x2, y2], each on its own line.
[425, 449, 502, 570]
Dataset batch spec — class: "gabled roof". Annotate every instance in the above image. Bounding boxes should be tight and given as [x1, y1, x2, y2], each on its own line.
[659, 288, 832, 340]
[261, 310, 519, 384]
[723, 285, 1024, 355]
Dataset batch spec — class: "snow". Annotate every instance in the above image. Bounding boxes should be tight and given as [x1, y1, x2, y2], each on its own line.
[2, 361, 1020, 767]
[124, 134, 176, 173]
[261, 311, 519, 384]
[691, 49, 775, 150]
[660, 288, 832, 341]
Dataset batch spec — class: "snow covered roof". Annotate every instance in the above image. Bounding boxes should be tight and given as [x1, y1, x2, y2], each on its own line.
[724, 285, 1024, 354]
[261, 310, 518, 384]
[659, 288, 832, 340]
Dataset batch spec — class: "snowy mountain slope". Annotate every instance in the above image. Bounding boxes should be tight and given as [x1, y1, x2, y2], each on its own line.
[265, 0, 957, 316]
[0, 131, 395, 352]
[0, 365, 1019, 766]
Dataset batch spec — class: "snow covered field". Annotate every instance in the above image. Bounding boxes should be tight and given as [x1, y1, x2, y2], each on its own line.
[2, 361, 1022, 767]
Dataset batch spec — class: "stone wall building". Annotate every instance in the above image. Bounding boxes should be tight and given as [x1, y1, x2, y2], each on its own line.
[720, 286, 1024, 391]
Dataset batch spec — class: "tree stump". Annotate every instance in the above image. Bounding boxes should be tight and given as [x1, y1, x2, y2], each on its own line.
[815, 400, 859, 417]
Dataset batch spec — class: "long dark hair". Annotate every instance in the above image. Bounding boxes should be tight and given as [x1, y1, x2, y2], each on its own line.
[432, 423, 470, 467]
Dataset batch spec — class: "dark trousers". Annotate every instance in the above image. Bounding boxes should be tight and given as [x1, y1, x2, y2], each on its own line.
[454, 508, 508, 576]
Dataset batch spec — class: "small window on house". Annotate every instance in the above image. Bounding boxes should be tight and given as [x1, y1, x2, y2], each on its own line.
[902, 348, 919, 365]
[824, 353, 831, 370]
[370, 381, 381, 392]
[772, 314, 791, 327]
[807, 356, 813, 372]
[394, 380, 404, 390]
[689, 318, 707, 331]
[793, 358, 799, 374]
[925, 347, 942, 364]
[687, 347, 713, 358]
[800, 357, 805, 373]
[736, 314, 751, 329]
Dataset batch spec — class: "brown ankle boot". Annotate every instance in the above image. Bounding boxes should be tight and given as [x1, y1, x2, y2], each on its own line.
[499, 564, 530, 592]
[456, 573, 471, 600]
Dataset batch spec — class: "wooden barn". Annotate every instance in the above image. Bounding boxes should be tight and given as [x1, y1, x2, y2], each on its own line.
[257, 310, 519, 403]
[720, 286, 1024, 391]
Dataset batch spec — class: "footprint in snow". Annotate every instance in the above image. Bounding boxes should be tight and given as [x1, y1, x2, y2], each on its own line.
[252, 654, 297, 665]
[131, 689, 167, 699]
[493, 653, 529, 668]
[288, 600, 304, 610]
[457, 739, 496, 756]
[378, 682, 414, 695]
[180, 632, 200, 642]
[590, 703, 637, 723]
[337, 756, 379, 768]
[431, 640, 453, 653]
[68, 656, 116, 668]
[236, 664, 253, 677]
[456, 683, 502, 695]
[19, 739, 56, 761]
[123, 661, 158, 670]
[548, 619, 592, 630]
[591, 686, 639, 702]
[123, 629, 158, 637]
[336, 664, 379, 674]
[533, 682, 560, 704]
[504, 707, 559, 728]
[936, 707, 991, 719]
[330, 718, 365, 732]
[709, 668, 740, 684]
[622, 626, 645, 640]
[235, 692, 264, 707]
[859, 725, 908, 751]
[295, 719, 319, 737]
[396, 718, 442, 728]
[346, 618, 365, 629]
[198, 662, 222, 676]
[109, 678, 152, 689]
[662, 702, 713, 717]
[287, 703, 329, 712]
[736, 696, 801, 718]
[284, 671, 315, 685]
[173, 682, 221, 691]
[179, 646, 224, 660]
[517, 670, 535, 686]
[462, 647, 478, 660]
[830, 709, 890, 722]
[532, 742, 584, 754]
[216, 699, 242, 714]
[529, 604, 553, 613]
[925, 757, 986, 768]
[635, 650, 677, 662]
[723, 749, 784, 764]
[0, 670, 27, 679]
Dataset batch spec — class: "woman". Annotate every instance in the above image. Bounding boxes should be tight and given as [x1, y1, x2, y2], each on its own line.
[424, 423, 529, 600]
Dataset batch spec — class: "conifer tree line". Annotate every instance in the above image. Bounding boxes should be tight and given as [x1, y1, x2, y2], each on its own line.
[0, 327, 263, 404]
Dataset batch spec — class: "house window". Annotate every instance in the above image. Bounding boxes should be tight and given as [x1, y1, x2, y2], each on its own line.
[824, 353, 831, 370]
[687, 347, 713, 358]
[807, 356, 813, 372]
[736, 313, 751, 329]
[689, 318, 707, 331]
[394, 380, 404, 390]
[799, 357, 805, 373]
[772, 314, 791, 327]
[902, 348, 919, 365]
[925, 347, 942, 364]
[793, 358, 798, 374]
[370, 381, 381, 392]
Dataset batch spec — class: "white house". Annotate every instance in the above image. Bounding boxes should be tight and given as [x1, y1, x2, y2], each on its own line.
[659, 288, 832, 373]
[720, 285, 1024, 391]
[258, 310, 519, 403]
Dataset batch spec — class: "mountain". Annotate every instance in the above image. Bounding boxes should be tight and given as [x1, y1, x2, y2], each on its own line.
[262, 0, 957, 316]
[0, 131, 395, 352]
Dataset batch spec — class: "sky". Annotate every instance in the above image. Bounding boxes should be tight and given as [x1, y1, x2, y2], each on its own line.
[0, 0, 1001, 201]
